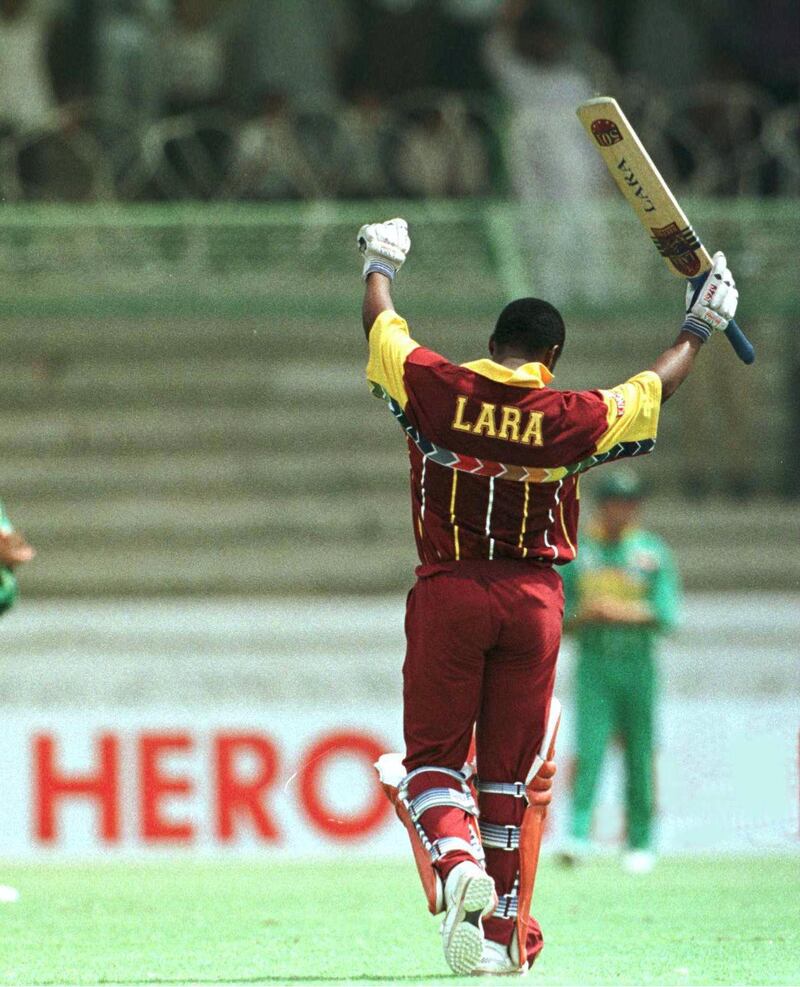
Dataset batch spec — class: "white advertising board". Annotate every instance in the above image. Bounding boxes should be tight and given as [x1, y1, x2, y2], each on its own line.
[0, 700, 796, 858]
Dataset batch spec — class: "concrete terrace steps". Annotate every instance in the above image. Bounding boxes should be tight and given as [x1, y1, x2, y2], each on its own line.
[0, 449, 408, 501]
[0, 403, 393, 455]
[0, 313, 793, 596]
[11, 497, 800, 596]
[17, 541, 418, 597]
[0, 315, 661, 363]
[13, 530, 800, 597]
[11, 492, 800, 543]
[19, 492, 406, 543]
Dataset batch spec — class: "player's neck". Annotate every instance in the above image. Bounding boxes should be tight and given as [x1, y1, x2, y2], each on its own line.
[496, 357, 530, 370]
[493, 350, 550, 371]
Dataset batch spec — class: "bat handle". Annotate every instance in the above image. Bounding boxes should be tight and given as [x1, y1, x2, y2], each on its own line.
[688, 274, 755, 365]
[725, 318, 755, 365]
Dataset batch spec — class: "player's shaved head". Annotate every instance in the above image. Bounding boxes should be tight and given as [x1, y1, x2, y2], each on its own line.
[490, 298, 565, 364]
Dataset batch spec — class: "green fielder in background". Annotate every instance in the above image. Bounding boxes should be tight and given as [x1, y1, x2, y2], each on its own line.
[0, 500, 33, 615]
[559, 468, 681, 874]
[0, 499, 34, 905]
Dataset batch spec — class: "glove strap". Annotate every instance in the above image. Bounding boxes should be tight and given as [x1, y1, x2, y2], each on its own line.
[363, 260, 396, 282]
[681, 315, 711, 343]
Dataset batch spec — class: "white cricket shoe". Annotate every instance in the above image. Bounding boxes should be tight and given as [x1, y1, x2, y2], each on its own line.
[622, 849, 656, 874]
[440, 861, 497, 975]
[472, 936, 528, 976]
[0, 885, 19, 903]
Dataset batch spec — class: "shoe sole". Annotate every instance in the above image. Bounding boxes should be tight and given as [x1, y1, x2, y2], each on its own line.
[442, 873, 497, 976]
[471, 960, 529, 977]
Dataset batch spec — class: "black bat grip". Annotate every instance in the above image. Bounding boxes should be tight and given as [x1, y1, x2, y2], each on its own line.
[724, 319, 755, 365]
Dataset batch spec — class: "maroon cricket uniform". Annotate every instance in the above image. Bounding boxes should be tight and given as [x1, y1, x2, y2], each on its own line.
[367, 310, 661, 962]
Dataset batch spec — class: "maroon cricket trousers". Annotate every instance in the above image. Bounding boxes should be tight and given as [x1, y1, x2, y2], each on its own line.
[402, 558, 563, 964]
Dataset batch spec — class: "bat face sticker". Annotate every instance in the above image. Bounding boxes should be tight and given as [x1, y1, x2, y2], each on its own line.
[649, 222, 702, 276]
[591, 118, 623, 146]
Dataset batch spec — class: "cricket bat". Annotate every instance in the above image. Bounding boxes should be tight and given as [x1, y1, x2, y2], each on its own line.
[576, 96, 755, 365]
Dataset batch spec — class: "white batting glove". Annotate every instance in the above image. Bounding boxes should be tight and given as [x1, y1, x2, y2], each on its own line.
[357, 218, 410, 281]
[682, 251, 739, 342]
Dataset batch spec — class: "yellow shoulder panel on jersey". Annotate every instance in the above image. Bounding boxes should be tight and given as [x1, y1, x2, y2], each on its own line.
[596, 370, 662, 454]
[365, 310, 420, 409]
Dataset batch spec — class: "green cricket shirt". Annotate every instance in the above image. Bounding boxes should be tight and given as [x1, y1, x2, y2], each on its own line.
[560, 524, 681, 663]
[0, 500, 20, 615]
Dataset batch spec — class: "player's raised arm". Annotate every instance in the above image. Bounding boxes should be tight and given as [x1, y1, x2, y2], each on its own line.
[650, 251, 739, 402]
[357, 218, 411, 336]
[362, 272, 395, 337]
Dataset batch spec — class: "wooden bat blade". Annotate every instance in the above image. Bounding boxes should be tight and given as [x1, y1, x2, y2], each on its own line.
[577, 96, 709, 279]
[577, 96, 755, 365]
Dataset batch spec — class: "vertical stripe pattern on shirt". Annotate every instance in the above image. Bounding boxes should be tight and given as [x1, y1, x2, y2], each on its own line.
[559, 497, 576, 556]
[543, 480, 562, 561]
[518, 481, 530, 559]
[419, 455, 428, 519]
[485, 476, 495, 559]
[449, 472, 460, 560]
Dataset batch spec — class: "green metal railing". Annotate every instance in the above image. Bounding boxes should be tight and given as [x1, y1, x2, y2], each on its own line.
[0, 199, 794, 319]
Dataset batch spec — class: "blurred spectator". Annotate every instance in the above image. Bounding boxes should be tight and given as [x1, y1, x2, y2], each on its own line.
[434, 0, 497, 93]
[393, 97, 490, 197]
[95, 0, 163, 132]
[724, 0, 800, 103]
[47, 0, 95, 106]
[620, 0, 703, 90]
[138, 1, 241, 200]
[485, 3, 596, 196]
[350, 0, 442, 100]
[0, 0, 61, 132]
[244, 0, 353, 113]
[0, 0, 104, 200]
[332, 90, 391, 198]
[484, 1, 610, 302]
[162, 0, 232, 115]
[225, 91, 323, 200]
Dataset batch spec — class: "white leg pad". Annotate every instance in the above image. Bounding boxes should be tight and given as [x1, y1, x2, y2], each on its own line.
[375, 754, 485, 915]
[476, 697, 562, 970]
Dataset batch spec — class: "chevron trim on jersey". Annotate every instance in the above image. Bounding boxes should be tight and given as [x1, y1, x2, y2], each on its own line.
[369, 381, 655, 483]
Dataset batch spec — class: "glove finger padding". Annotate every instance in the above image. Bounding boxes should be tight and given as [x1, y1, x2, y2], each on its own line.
[357, 218, 411, 281]
[721, 286, 739, 321]
[386, 217, 411, 257]
[682, 250, 738, 342]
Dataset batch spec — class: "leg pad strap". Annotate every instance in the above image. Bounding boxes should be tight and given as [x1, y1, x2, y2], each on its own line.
[480, 821, 521, 851]
[405, 786, 479, 821]
[375, 755, 485, 915]
[494, 889, 519, 920]
[479, 698, 562, 971]
[476, 780, 527, 799]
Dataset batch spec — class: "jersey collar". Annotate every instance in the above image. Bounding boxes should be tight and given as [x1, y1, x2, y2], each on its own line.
[461, 359, 554, 388]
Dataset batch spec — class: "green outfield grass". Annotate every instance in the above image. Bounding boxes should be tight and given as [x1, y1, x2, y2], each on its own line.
[0, 855, 796, 985]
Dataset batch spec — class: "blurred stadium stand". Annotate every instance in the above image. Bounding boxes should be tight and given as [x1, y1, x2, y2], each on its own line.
[0, 201, 797, 597]
[0, 2, 798, 202]
[0, 86, 799, 202]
